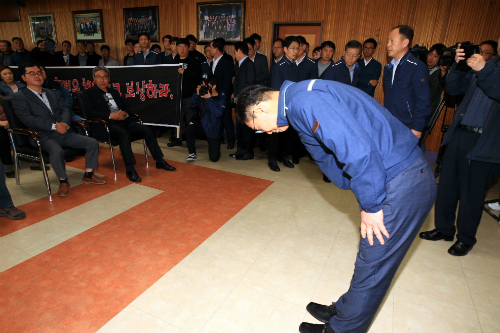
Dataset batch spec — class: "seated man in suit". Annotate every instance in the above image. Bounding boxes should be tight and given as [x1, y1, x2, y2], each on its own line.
[12, 62, 106, 197]
[82, 66, 176, 182]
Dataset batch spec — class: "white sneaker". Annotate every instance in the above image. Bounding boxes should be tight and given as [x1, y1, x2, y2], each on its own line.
[186, 153, 197, 161]
[488, 202, 500, 211]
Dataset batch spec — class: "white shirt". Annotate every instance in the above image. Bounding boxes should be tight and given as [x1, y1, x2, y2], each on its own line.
[391, 57, 402, 85]
[364, 58, 372, 66]
[296, 54, 306, 65]
[212, 54, 223, 74]
[275, 56, 283, 63]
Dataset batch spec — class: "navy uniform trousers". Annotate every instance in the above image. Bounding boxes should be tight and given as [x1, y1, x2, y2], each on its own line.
[330, 154, 436, 333]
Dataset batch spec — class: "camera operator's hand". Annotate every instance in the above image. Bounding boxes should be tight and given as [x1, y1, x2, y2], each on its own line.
[178, 68, 185, 74]
[440, 65, 448, 76]
[201, 92, 212, 99]
[369, 79, 379, 87]
[196, 85, 201, 96]
[455, 43, 465, 63]
[360, 209, 389, 246]
[411, 129, 422, 139]
[467, 54, 486, 72]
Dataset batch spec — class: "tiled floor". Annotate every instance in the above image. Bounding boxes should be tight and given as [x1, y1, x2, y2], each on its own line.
[1, 137, 500, 333]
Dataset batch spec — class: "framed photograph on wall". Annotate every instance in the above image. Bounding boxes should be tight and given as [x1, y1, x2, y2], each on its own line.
[71, 9, 104, 43]
[123, 6, 159, 42]
[28, 13, 56, 44]
[197, 1, 245, 44]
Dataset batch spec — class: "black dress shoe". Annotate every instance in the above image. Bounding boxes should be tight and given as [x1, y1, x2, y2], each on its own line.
[292, 157, 300, 164]
[167, 139, 182, 147]
[268, 162, 280, 172]
[448, 241, 474, 256]
[126, 171, 141, 182]
[278, 158, 294, 168]
[419, 229, 454, 242]
[156, 160, 176, 171]
[306, 302, 338, 324]
[323, 174, 331, 183]
[299, 322, 336, 333]
[5, 170, 15, 178]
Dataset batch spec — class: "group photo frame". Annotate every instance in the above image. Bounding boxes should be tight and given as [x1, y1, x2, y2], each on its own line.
[197, 1, 245, 44]
[71, 9, 104, 43]
[28, 13, 56, 44]
[123, 6, 160, 42]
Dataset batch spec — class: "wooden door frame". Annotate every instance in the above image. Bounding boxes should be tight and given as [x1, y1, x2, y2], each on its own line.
[271, 21, 323, 61]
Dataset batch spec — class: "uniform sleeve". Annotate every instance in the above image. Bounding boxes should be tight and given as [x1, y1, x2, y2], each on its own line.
[411, 63, 432, 132]
[291, 91, 387, 212]
[322, 65, 335, 82]
[475, 62, 500, 103]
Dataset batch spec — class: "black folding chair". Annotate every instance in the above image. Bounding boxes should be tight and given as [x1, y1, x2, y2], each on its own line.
[1, 96, 87, 196]
[74, 91, 148, 174]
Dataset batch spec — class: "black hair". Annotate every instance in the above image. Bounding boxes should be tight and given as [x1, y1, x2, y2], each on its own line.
[249, 33, 262, 42]
[138, 32, 150, 41]
[87, 41, 95, 46]
[313, 47, 321, 53]
[177, 38, 190, 47]
[76, 40, 86, 46]
[296, 35, 307, 46]
[36, 40, 45, 46]
[236, 85, 274, 123]
[151, 43, 161, 51]
[100, 45, 110, 51]
[125, 39, 135, 45]
[283, 36, 299, 48]
[207, 74, 218, 87]
[481, 40, 499, 55]
[170, 37, 179, 44]
[186, 34, 198, 43]
[11, 37, 23, 43]
[345, 40, 362, 54]
[429, 43, 446, 56]
[0, 40, 11, 47]
[204, 44, 210, 50]
[168, 36, 177, 44]
[44, 38, 55, 44]
[162, 34, 172, 42]
[363, 38, 377, 49]
[234, 41, 249, 56]
[62, 40, 71, 47]
[320, 41, 336, 50]
[211, 38, 225, 53]
[304, 42, 310, 47]
[273, 38, 284, 46]
[19, 62, 42, 76]
[392, 25, 414, 47]
[243, 37, 255, 48]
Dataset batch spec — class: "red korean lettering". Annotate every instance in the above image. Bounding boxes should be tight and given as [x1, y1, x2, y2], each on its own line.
[125, 81, 135, 98]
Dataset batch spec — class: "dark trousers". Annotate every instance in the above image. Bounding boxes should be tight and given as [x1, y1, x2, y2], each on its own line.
[235, 121, 254, 158]
[0, 161, 14, 208]
[331, 154, 436, 333]
[185, 123, 221, 162]
[0, 126, 13, 168]
[267, 127, 299, 163]
[40, 131, 99, 179]
[435, 128, 500, 246]
[171, 98, 196, 140]
[222, 102, 235, 145]
[108, 119, 163, 166]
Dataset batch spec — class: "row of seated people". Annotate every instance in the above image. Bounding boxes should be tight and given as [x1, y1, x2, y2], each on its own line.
[0, 62, 176, 197]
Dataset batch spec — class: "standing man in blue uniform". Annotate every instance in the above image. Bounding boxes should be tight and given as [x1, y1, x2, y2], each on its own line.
[383, 25, 431, 139]
[323, 40, 362, 86]
[357, 38, 382, 97]
[268, 36, 300, 171]
[133, 33, 161, 65]
[296, 36, 319, 81]
[235, 80, 436, 333]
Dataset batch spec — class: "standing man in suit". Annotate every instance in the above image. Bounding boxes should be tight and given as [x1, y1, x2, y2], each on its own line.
[245, 37, 269, 85]
[315, 41, 335, 79]
[296, 36, 319, 81]
[133, 33, 161, 65]
[98, 45, 119, 66]
[209, 38, 235, 149]
[85, 42, 102, 66]
[160, 35, 173, 63]
[12, 62, 107, 197]
[75, 41, 99, 66]
[357, 38, 382, 97]
[230, 41, 256, 160]
[10, 37, 32, 66]
[56, 40, 78, 66]
[323, 40, 362, 86]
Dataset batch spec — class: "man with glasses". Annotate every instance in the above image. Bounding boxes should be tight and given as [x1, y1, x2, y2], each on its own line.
[12, 63, 107, 197]
[123, 39, 135, 66]
[323, 40, 362, 86]
[357, 38, 382, 97]
[478, 40, 498, 60]
[133, 33, 161, 65]
[82, 66, 176, 183]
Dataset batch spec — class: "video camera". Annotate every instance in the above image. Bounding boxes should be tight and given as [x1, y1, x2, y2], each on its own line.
[410, 44, 429, 64]
[199, 73, 212, 96]
[439, 42, 480, 71]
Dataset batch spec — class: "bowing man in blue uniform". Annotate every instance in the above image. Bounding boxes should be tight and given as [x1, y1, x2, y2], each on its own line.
[322, 40, 362, 87]
[133, 33, 161, 65]
[235, 80, 437, 333]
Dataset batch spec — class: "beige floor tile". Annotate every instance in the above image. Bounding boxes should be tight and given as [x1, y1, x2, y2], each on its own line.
[151, 322, 188, 333]
[325, 236, 359, 275]
[477, 311, 500, 333]
[393, 288, 482, 333]
[267, 222, 336, 265]
[132, 263, 236, 333]
[394, 255, 474, 308]
[97, 306, 166, 333]
[286, 213, 343, 236]
[460, 244, 500, 278]
[239, 249, 324, 306]
[199, 285, 305, 333]
[407, 237, 462, 268]
[336, 213, 362, 241]
[0, 240, 32, 272]
[225, 214, 286, 239]
[237, 196, 297, 222]
[464, 269, 500, 316]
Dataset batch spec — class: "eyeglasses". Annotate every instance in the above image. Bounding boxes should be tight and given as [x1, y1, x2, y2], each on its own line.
[25, 71, 43, 77]
[480, 49, 493, 56]
[95, 75, 109, 80]
[287, 47, 300, 51]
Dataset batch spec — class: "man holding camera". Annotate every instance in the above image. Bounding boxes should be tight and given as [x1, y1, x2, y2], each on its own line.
[420, 40, 500, 256]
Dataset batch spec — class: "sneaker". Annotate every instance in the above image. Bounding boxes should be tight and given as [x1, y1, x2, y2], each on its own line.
[186, 153, 198, 161]
[488, 202, 500, 211]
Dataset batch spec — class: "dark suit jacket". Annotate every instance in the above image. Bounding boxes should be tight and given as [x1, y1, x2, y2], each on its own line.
[30, 48, 66, 67]
[211, 54, 234, 96]
[233, 57, 256, 98]
[82, 85, 130, 120]
[12, 87, 71, 143]
[357, 58, 382, 97]
[253, 53, 269, 85]
[87, 53, 102, 67]
[55, 51, 79, 66]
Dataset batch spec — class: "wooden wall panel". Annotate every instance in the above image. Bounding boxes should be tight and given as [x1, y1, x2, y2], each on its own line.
[1, 0, 499, 151]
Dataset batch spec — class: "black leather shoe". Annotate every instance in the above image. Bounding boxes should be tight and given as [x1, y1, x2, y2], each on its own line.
[5, 170, 15, 178]
[278, 158, 294, 168]
[306, 302, 338, 324]
[419, 229, 454, 242]
[268, 162, 280, 172]
[292, 157, 300, 164]
[126, 171, 141, 182]
[299, 322, 336, 333]
[167, 139, 182, 147]
[323, 174, 331, 183]
[156, 160, 176, 171]
[227, 143, 235, 149]
[236, 154, 253, 160]
[229, 153, 237, 158]
[448, 241, 474, 256]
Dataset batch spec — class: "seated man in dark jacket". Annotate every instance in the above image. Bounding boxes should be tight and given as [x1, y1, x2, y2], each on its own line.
[82, 66, 176, 182]
[185, 76, 226, 162]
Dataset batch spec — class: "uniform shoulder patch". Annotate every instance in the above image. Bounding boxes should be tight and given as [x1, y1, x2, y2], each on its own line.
[312, 120, 319, 133]
[307, 57, 315, 63]
[279, 62, 285, 66]
[406, 59, 417, 66]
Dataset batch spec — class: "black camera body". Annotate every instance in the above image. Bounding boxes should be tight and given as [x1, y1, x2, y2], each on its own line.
[441, 42, 480, 71]
[199, 85, 212, 96]
[410, 44, 429, 65]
